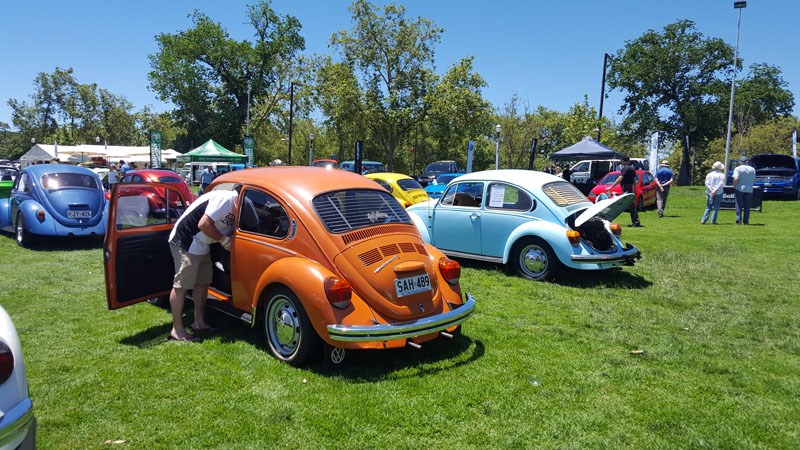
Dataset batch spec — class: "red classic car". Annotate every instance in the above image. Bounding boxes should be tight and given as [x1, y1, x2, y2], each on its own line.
[104, 167, 475, 366]
[587, 170, 658, 210]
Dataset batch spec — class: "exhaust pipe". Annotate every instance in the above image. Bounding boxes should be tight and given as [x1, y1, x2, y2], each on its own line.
[407, 341, 422, 350]
[440, 331, 454, 339]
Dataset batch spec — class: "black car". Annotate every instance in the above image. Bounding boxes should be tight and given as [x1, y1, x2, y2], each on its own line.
[418, 160, 464, 186]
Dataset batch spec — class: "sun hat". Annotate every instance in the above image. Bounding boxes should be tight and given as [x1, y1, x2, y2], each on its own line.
[712, 161, 724, 170]
[739, 156, 749, 163]
[660, 160, 669, 166]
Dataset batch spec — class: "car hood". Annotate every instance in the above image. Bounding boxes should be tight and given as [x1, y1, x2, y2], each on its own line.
[750, 155, 797, 172]
[333, 233, 443, 321]
[574, 193, 634, 227]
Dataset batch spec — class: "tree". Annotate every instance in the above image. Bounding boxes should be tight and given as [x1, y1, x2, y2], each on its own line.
[608, 20, 733, 185]
[730, 63, 795, 143]
[330, 0, 442, 170]
[148, 1, 304, 150]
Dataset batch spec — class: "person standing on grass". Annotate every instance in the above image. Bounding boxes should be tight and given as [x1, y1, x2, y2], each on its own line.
[701, 161, 725, 225]
[733, 156, 756, 225]
[167, 188, 238, 342]
[200, 166, 215, 195]
[108, 164, 119, 187]
[654, 160, 674, 218]
[606, 156, 641, 227]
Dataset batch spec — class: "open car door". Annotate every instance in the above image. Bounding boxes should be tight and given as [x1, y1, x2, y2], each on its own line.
[104, 182, 191, 309]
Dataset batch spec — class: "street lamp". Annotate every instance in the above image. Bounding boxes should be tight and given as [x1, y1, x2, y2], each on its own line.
[724, 1, 747, 174]
[287, 81, 304, 165]
[494, 124, 501, 170]
[308, 133, 315, 166]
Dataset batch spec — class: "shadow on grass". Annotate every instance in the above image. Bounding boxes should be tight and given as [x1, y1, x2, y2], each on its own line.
[0, 232, 104, 251]
[455, 257, 652, 289]
[119, 304, 485, 380]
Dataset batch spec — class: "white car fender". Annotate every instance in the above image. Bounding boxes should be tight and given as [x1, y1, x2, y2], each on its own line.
[406, 209, 431, 244]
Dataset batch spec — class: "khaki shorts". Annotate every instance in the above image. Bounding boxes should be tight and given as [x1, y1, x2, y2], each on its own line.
[171, 244, 213, 289]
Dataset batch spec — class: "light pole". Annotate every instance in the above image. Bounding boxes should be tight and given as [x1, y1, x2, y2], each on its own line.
[308, 133, 315, 166]
[724, 1, 747, 174]
[494, 124, 501, 170]
[246, 79, 252, 137]
[287, 81, 304, 165]
[597, 53, 610, 142]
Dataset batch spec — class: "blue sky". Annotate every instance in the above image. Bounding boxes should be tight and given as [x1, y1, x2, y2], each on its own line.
[1, 0, 798, 131]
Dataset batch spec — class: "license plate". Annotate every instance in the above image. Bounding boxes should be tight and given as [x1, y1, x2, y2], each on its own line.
[67, 210, 92, 219]
[395, 274, 431, 297]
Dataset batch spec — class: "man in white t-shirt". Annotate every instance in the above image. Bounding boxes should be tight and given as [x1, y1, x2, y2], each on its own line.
[167, 188, 238, 341]
[733, 156, 757, 225]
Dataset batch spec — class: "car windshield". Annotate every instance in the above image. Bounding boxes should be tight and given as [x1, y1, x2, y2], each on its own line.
[397, 178, 424, 191]
[435, 174, 459, 185]
[425, 162, 452, 173]
[41, 172, 99, 190]
[313, 189, 411, 233]
[0, 167, 17, 180]
[598, 173, 618, 185]
[541, 181, 587, 207]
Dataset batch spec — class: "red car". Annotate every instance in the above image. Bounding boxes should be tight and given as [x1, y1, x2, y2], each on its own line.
[587, 170, 657, 210]
[117, 169, 196, 216]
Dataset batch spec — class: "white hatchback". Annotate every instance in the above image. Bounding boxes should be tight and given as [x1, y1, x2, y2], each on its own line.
[0, 305, 36, 449]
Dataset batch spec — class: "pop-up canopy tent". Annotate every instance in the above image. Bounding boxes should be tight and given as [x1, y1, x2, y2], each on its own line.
[550, 136, 627, 161]
[176, 139, 248, 163]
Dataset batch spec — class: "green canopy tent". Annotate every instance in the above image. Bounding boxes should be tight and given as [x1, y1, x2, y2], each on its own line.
[176, 139, 248, 164]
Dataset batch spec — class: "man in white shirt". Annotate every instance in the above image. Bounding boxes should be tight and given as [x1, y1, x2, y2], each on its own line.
[167, 188, 238, 341]
[733, 156, 757, 225]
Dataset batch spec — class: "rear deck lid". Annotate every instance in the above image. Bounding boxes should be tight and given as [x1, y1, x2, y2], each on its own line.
[574, 193, 634, 227]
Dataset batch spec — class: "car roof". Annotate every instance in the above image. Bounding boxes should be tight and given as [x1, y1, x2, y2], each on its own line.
[366, 172, 414, 182]
[126, 168, 180, 177]
[446, 169, 564, 187]
[23, 163, 97, 176]
[214, 166, 384, 199]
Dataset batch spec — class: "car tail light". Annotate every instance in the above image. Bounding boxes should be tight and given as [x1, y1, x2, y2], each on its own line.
[566, 230, 581, 246]
[610, 223, 622, 236]
[0, 340, 13, 384]
[438, 258, 461, 285]
[324, 277, 352, 308]
[36, 209, 45, 221]
[404, 201, 412, 208]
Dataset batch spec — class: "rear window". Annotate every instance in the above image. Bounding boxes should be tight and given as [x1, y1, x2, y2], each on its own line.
[157, 176, 184, 183]
[397, 178, 423, 191]
[313, 189, 411, 233]
[41, 172, 99, 190]
[541, 181, 587, 207]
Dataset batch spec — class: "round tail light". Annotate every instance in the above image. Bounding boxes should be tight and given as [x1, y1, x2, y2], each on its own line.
[36, 209, 46, 221]
[0, 340, 14, 384]
[566, 230, 581, 246]
[438, 258, 461, 285]
[324, 277, 352, 309]
[610, 223, 622, 236]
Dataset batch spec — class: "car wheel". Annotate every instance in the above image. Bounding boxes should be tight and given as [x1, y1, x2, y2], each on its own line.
[15, 214, 33, 248]
[260, 286, 321, 366]
[511, 237, 560, 281]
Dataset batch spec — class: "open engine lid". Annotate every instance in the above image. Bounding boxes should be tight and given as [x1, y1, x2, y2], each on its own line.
[575, 193, 634, 227]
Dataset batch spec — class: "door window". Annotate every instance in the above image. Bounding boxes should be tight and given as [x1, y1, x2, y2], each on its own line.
[239, 189, 291, 239]
[441, 182, 484, 207]
[486, 183, 533, 211]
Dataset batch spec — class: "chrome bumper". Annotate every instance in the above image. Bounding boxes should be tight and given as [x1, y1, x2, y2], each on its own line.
[327, 294, 476, 342]
[570, 243, 640, 265]
[0, 398, 35, 449]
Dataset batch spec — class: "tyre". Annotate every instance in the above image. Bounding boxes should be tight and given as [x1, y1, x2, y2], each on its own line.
[15, 214, 34, 248]
[510, 237, 560, 281]
[260, 286, 321, 366]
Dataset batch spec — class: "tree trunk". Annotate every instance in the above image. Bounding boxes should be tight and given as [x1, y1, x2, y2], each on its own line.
[677, 137, 692, 185]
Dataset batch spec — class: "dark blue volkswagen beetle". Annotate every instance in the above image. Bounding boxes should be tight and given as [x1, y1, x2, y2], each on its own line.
[0, 164, 106, 247]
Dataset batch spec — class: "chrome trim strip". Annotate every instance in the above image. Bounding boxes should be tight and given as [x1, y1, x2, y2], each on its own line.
[441, 250, 503, 264]
[326, 294, 476, 342]
[238, 236, 297, 255]
[570, 244, 640, 263]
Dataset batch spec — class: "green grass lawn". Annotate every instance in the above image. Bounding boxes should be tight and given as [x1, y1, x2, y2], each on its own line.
[1, 186, 798, 449]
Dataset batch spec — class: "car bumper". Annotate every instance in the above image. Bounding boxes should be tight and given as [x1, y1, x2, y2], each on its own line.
[0, 398, 36, 450]
[570, 243, 640, 265]
[326, 294, 476, 342]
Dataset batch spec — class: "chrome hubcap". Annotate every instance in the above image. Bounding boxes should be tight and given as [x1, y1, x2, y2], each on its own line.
[267, 297, 300, 357]
[521, 245, 548, 276]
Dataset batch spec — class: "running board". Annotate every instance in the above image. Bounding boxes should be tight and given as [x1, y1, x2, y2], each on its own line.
[185, 292, 253, 325]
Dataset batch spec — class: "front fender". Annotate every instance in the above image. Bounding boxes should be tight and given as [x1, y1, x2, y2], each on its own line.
[503, 220, 575, 265]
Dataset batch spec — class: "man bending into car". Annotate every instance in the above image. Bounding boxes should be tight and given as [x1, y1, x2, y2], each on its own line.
[167, 187, 238, 342]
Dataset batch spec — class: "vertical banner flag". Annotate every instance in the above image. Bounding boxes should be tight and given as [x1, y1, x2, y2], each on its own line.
[466, 140, 476, 174]
[149, 130, 163, 169]
[793, 129, 797, 158]
[354, 140, 363, 174]
[244, 136, 255, 168]
[649, 132, 659, 172]
[528, 138, 538, 171]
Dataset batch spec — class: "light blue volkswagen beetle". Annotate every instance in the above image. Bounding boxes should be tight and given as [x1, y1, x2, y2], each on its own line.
[0, 164, 106, 247]
[406, 170, 641, 281]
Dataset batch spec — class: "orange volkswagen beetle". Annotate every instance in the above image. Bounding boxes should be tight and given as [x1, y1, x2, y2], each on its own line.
[104, 166, 475, 366]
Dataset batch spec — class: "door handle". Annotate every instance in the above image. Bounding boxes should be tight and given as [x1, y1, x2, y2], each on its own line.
[470, 212, 481, 220]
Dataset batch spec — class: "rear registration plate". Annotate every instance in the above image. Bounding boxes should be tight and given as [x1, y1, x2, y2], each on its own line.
[67, 210, 92, 219]
[395, 274, 431, 297]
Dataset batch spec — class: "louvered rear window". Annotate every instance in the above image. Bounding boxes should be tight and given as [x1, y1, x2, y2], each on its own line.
[313, 189, 411, 233]
[541, 181, 587, 207]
